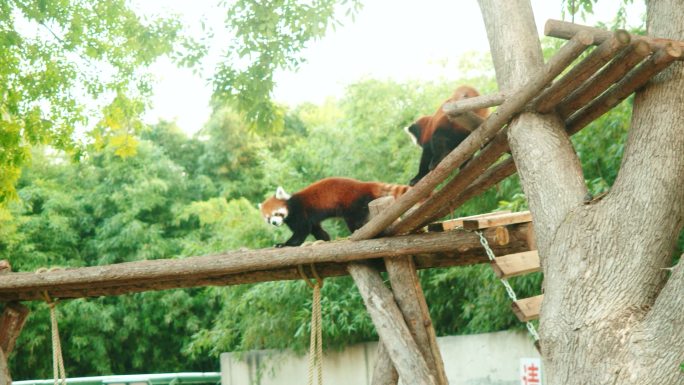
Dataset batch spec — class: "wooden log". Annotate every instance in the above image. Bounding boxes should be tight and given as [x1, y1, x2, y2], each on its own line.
[350, 31, 594, 242]
[368, 198, 401, 385]
[0, 347, 10, 385]
[448, 111, 484, 132]
[512, 295, 544, 322]
[0, 230, 501, 294]
[0, 303, 30, 355]
[369, 197, 446, 385]
[427, 210, 512, 232]
[369, 197, 447, 385]
[534, 30, 631, 113]
[442, 91, 506, 116]
[389, 132, 512, 235]
[557, 40, 652, 119]
[491, 251, 540, 279]
[348, 262, 436, 385]
[462, 211, 532, 230]
[371, 342, 398, 385]
[0, 224, 533, 302]
[545, 19, 684, 55]
[0, 261, 10, 273]
[566, 43, 682, 135]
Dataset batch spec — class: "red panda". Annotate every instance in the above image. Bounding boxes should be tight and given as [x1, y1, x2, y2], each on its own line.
[258, 177, 410, 247]
[405, 85, 489, 186]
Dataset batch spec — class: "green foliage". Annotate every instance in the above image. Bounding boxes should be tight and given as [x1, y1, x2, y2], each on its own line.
[561, 0, 640, 28]
[212, 0, 362, 132]
[4, 48, 665, 377]
[0, 0, 201, 203]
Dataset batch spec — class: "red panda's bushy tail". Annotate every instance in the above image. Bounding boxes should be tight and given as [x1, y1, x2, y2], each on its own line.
[376, 183, 411, 199]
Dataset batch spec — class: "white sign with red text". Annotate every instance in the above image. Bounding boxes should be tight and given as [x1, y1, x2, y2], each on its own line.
[520, 357, 542, 385]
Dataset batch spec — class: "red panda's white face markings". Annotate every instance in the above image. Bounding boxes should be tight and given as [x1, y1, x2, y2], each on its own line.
[259, 186, 291, 227]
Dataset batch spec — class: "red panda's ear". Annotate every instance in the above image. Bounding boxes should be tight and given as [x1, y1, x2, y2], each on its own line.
[257, 203, 262, 210]
[275, 186, 291, 200]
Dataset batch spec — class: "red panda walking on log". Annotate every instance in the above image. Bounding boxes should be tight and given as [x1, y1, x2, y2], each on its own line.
[405, 85, 489, 186]
[259, 177, 410, 247]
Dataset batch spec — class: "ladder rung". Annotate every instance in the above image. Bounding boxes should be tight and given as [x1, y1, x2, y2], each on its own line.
[492, 250, 540, 279]
[463, 211, 532, 230]
[512, 294, 543, 322]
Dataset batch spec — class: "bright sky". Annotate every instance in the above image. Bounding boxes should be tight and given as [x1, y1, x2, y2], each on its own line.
[135, 0, 645, 134]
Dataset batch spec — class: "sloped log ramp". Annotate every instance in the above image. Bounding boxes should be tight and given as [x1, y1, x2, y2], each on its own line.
[0, 223, 532, 301]
[350, 31, 594, 241]
[387, 24, 683, 235]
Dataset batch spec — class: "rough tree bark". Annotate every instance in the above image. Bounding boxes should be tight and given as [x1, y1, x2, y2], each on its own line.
[477, 1, 684, 384]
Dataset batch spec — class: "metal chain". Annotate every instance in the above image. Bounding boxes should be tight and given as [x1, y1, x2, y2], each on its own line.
[476, 231, 540, 342]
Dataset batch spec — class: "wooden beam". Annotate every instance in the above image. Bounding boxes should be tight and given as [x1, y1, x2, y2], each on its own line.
[448, 111, 484, 132]
[566, 43, 682, 135]
[371, 342, 398, 385]
[557, 40, 652, 119]
[349, 31, 594, 241]
[0, 347, 10, 385]
[512, 295, 544, 322]
[427, 211, 512, 232]
[368, 198, 447, 385]
[0, 227, 527, 301]
[545, 19, 684, 55]
[534, 30, 631, 113]
[491, 251, 540, 279]
[442, 91, 506, 116]
[0, 303, 30, 356]
[462, 211, 532, 230]
[348, 262, 436, 385]
[0, 224, 533, 302]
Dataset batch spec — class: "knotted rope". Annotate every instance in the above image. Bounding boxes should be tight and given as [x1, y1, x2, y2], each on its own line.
[36, 267, 67, 385]
[298, 264, 324, 385]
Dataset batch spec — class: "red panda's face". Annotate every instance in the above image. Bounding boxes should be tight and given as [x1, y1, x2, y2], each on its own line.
[258, 187, 291, 227]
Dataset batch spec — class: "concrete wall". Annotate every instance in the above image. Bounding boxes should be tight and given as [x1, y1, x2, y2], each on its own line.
[220, 330, 540, 385]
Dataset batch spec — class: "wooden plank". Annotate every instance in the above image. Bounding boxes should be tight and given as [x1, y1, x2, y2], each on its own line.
[0, 303, 30, 356]
[427, 210, 512, 232]
[512, 295, 544, 322]
[463, 211, 532, 230]
[491, 251, 540, 279]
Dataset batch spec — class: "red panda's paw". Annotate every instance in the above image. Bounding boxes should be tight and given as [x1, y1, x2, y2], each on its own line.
[275, 243, 285, 248]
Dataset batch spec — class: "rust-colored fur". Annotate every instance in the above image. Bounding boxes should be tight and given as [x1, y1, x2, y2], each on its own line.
[259, 177, 409, 247]
[406, 85, 489, 185]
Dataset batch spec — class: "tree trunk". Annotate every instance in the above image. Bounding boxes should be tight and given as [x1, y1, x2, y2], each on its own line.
[478, 1, 684, 384]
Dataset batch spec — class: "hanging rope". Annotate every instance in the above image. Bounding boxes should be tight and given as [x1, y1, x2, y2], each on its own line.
[298, 264, 324, 385]
[36, 268, 67, 385]
[475, 231, 541, 343]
